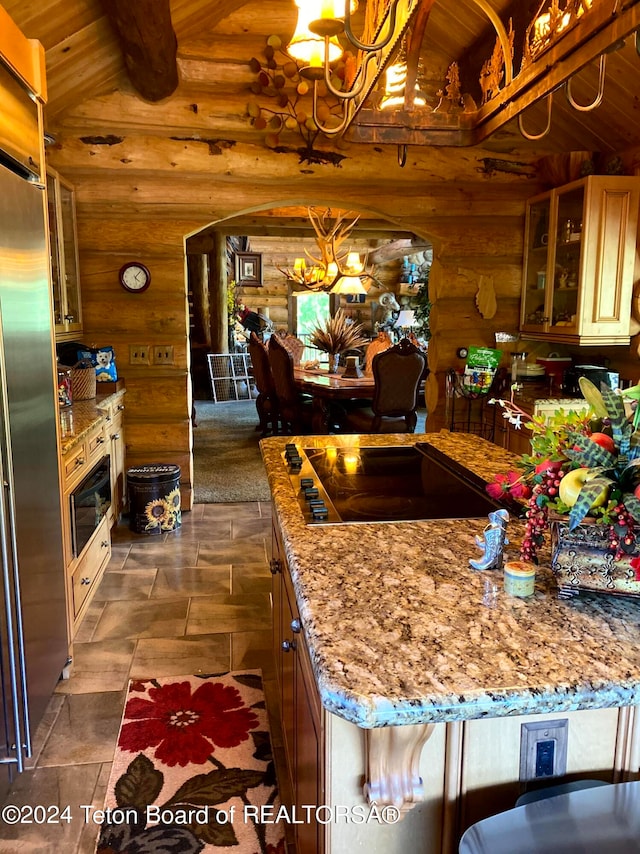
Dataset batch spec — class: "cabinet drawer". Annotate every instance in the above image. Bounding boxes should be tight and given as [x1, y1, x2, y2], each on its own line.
[71, 525, 110, 617]
[62, 442, 87, 482]
[87, 427, 107, 462]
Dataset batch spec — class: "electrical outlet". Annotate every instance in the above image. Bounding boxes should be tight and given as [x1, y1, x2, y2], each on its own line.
[153, 345, 174, 365]
[519, 719, 568, 782]
[129, 344, 150, 365]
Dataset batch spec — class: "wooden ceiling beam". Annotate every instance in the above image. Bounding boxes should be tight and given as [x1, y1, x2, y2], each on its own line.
[99, 0, 178, 101]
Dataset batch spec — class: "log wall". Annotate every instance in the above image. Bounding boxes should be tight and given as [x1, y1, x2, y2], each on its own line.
[47, 105, 601, 506]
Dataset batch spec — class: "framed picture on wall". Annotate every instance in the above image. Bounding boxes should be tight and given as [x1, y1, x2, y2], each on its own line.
[235, 252, 262, 286]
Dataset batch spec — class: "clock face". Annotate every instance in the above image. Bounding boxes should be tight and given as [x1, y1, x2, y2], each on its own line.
[119, 262, 151, 292]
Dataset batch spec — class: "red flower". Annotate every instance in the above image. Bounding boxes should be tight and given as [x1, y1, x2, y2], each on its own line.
[631, 557, 640, 581]
[486, 470, 531, 501]
[118, 680, 259, 767]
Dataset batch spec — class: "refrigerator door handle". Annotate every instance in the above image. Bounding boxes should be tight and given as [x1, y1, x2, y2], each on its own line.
[0, 344, 30, 772]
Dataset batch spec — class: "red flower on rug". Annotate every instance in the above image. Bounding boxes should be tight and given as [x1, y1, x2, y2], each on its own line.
[119, 679, 260, 767]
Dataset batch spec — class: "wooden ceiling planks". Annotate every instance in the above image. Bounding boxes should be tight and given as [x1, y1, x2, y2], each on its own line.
[5, 0, 640, 159]
[44, 18, 122, 118]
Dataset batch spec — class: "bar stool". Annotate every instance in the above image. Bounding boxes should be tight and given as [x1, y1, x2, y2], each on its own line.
[459, 780, 640, 853]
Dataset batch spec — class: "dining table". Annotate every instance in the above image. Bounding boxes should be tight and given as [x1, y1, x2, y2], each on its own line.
[293, 365, 375, 433]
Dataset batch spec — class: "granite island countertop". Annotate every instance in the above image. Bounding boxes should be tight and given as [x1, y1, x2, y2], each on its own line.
[260, 431, 640, 729]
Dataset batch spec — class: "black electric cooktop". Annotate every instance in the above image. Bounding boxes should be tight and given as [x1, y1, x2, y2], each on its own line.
[284, 443, 504, 525]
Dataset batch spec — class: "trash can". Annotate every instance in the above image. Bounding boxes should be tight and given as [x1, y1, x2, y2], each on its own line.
[127, 464, 181, 535]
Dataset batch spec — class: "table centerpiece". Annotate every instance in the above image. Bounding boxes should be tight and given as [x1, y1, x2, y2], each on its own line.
[487, 377, 640, 598]
[309, 309, 367, 374]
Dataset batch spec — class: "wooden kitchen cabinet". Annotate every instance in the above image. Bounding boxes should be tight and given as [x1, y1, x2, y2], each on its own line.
[520, 175, 640, 345]
[271, 525, 325, 854]
[47, 168, 83, 341]
[60, 420, 111, 639]
[98, 392, 127, 524]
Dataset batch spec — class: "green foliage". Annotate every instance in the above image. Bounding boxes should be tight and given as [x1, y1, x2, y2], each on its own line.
[523, 408, 593, 465]
[411, 271, 431, 341]
[560, 378, 640, 529]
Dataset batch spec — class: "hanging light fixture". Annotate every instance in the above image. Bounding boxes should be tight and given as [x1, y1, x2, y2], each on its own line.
[277, 207, 380, 293]
[284, 0, 410, 135]
[286, 0, 344, 68]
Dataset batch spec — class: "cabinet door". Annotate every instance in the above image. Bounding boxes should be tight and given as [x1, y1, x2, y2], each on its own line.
[47, 168, 83, 340]
[579, 178, 640, 342]
[47, 171, 64, 331]
[295, 634, 324, 854]
[521, 196, 552, 333]
[58, 179, 82, 335]
[107, 405, 126, 519]
[549, 183, 584, 334]
[521, 176, 640, 345]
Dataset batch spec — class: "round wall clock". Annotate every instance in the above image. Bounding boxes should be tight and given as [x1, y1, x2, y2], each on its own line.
[119, 262, 151, 293]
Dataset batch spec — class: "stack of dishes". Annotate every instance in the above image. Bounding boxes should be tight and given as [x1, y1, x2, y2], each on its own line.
[516, 363, 546, 381]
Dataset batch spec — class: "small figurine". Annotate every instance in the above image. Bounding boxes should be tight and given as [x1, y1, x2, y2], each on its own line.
[469, 508, 509, 571]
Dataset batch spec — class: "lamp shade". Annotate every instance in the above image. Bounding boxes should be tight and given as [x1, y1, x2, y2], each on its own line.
[287, 0, 343, 64]
[331, 275, 367, 295]
[394, 309, 417, 328]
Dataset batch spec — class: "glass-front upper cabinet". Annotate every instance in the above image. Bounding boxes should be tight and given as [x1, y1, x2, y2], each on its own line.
[47, 168, 83, 340]
[521, 176, 640, 345]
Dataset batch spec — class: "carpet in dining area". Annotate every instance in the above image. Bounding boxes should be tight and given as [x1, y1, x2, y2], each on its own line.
[193, 400, 271, 503]
[95, 671, 286, 854]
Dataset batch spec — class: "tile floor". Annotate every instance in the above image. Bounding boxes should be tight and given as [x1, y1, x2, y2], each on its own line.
[0, 502, 289, 854]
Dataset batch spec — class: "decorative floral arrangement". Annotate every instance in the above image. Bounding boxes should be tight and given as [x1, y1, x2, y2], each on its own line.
[487, 377, 640, 566]
[309, 308, 367, 356]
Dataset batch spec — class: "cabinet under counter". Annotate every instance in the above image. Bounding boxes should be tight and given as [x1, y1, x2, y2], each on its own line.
[57, 389, 126, 638]
[262, 430, 640, 854]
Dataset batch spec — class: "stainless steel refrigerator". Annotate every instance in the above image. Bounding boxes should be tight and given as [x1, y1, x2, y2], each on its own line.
[0, 59, 68, 797]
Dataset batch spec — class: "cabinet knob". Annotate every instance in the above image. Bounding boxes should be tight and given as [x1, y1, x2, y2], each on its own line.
[80, 577, 91, 585]
[97, 436, 105, 444]
[111, 433, 120, 440]
[75, 457, 85, 467]
[100, 540, 109, 548]
[281, 639, 296, 653]
[269, 558, 281, 575]
[64, 314, 74, 322]
[117, 404, 125, 411]
[290, 618, 301, 633]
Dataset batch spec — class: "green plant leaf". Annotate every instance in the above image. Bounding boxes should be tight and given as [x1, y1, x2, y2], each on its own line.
[623, 492, 640, 523]
[578, 376, 608, 418]
[599, 384, 630, 450]
[568, 476, 611, 530]
[564, 435, 615, 468]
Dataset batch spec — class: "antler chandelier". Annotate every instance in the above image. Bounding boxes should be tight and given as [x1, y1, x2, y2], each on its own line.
[278, 207, 380, 294]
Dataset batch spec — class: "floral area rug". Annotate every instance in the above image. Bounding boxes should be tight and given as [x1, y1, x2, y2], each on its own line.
[96, 671, 285, 854]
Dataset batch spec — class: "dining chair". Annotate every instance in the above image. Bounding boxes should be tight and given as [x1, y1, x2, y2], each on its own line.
[364, 329, 393, 375]
[342, 338, 427, 434]
[271, 329, 305, 365]
[267, 333, 313, 435]
[248, 332, 278, 436]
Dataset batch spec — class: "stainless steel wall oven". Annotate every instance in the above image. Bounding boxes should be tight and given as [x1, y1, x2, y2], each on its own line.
[70, 456, 111, 557]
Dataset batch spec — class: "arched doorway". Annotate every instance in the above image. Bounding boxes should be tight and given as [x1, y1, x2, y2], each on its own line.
[184, 202, 433, 502]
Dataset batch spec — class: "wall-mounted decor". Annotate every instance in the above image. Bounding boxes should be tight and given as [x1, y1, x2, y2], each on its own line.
[235, 252, 262, 287]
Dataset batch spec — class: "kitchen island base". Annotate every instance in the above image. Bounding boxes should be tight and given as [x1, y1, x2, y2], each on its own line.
[264, 432, 640, 854]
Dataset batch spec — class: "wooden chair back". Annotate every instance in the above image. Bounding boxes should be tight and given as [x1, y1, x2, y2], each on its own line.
[370, 338, 427, 432]
[248, 332, 278, 435]
[364, 330, 393, 375]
